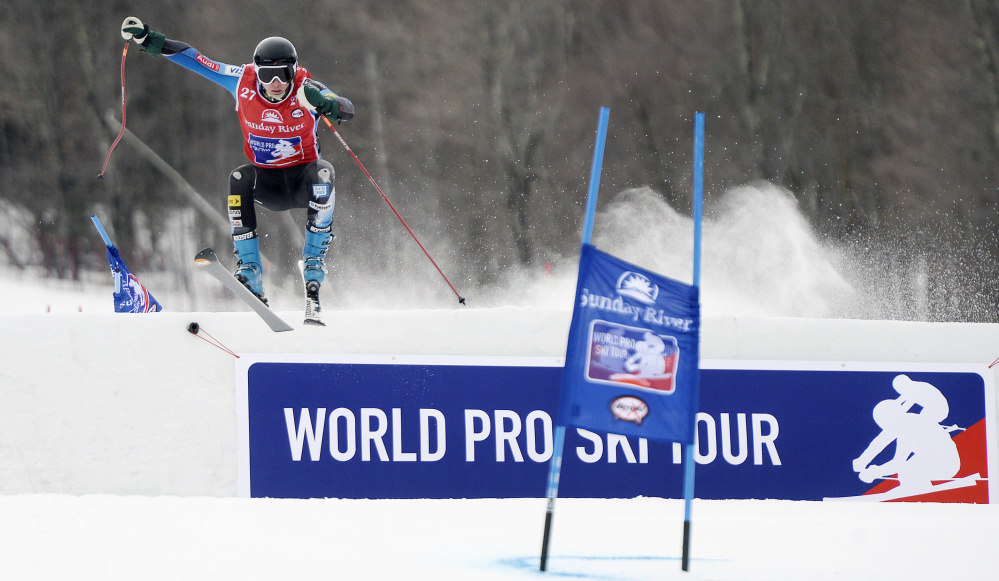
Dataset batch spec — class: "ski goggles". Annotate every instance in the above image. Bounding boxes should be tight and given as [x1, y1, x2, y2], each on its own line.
[256, 64, 296, 84]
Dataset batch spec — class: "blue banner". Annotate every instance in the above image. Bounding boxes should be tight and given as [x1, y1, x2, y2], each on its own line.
[236, 357, 995, 502]
[243, 360, 556, 498]
[558, 244, 699, 444]
[105, 245, 162, 313]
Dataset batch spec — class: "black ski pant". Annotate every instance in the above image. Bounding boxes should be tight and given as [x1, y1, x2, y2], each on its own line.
[227, 160, 335, 239]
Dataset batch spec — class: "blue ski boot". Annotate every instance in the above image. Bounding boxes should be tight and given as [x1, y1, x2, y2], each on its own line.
[233, 236, 266, 305]
[302, 229, 332, 325]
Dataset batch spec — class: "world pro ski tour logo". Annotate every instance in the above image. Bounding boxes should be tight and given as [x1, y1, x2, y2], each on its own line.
[828, 374, 988, 503]
[247, 133, 304, 165]
[582, 270, 681, 425]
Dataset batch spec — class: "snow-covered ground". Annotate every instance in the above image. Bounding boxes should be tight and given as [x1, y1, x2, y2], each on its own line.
[1, 184, 997, 579]
[0, 494, 995, 580]
[0, 286, 996, 579]
[0, 269, 112, 314]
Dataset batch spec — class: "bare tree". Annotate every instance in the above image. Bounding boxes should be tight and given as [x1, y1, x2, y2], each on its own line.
[481, 0, 573, 267]
[1, 0, 999, 318]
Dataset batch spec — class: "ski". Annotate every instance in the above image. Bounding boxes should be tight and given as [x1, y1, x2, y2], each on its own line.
[298, 259, 325, 326]
[194, 248, 294, 332]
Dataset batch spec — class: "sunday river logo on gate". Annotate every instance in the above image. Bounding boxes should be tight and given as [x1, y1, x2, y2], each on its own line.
[558, 244, 700, 444]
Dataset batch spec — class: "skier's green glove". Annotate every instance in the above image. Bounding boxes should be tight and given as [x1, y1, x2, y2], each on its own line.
[120, 17, 147, 41]
[120, 17, 165, 57]
[299, 81, 341, 118]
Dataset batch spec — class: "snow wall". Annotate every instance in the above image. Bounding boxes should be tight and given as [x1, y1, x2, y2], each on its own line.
[1, 308, 998, 497]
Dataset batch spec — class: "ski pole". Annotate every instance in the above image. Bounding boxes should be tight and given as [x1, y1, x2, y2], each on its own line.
[99, 42, 130, 179]
[321, 115, 466, 305]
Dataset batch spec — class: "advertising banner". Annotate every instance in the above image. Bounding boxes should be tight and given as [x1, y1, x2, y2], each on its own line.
[558, 244, 699, 444]
[236, 356, 995, 503]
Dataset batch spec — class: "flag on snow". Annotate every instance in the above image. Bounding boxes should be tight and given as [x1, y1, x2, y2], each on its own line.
[105, 245, 162, 313]
[557, 243, 699, 444]
[92, 216, 162, 313]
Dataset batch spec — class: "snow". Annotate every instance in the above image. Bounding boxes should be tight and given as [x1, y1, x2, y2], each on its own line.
[0, 269, 112, 314]
[2, 184, 998, 579]
[0, 302, 996, 579]
[0, 495, 995, 580]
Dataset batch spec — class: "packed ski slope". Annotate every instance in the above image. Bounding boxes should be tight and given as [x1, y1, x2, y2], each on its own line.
[1, 494, 994, 580]
[1, 184, 997, 579]
[0, 306, 995, 580]
[0, 292, 996, 579]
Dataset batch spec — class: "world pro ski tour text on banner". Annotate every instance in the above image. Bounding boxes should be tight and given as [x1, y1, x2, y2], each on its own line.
[235, 355, 994, 503]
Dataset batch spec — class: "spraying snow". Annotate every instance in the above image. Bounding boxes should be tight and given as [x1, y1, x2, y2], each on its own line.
[595, 184, 854, 318]
[591, 183, 995, 321]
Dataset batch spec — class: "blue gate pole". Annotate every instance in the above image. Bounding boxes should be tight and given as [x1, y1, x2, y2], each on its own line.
[580, 107, 610, 245]
[681, 111, 705, 572]
[91, 215, 114, 247]
[541, 106, 610, 572]
[91, 215, 121, 292]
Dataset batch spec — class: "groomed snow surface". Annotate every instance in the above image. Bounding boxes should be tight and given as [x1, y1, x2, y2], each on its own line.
[1, 270, 996, 579]
[1, 496, 995, 580]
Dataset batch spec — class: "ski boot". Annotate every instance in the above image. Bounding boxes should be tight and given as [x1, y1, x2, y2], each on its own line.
[233, 236, 267, 305]
[302, 229, 332, 326]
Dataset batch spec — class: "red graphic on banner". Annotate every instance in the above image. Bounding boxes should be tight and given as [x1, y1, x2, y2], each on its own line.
[863, 419, 989, 504]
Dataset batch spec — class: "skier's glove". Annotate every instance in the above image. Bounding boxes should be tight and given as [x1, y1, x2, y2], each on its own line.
[120, 17, 146, 41]
[298, 80, 354, 121]
[336, 96, 355, 121]
[120, 17, 166, 57]
[299, 81, 340, 118]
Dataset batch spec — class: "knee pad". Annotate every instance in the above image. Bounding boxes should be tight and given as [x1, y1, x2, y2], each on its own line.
[316, 164, 334, 185]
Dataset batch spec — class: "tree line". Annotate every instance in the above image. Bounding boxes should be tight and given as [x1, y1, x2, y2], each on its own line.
[1, 0, 998, 318]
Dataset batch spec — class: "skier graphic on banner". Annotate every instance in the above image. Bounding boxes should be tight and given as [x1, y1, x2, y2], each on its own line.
[842, 374, 981, 501]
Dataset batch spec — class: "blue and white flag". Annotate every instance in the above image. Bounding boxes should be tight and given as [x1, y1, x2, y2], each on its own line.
[558, 244, 699, 444]
[104, 244, 162, 313]
[92, 215, 162, 313]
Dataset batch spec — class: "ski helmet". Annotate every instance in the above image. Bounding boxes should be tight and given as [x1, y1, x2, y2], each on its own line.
[253, 37, 298, 83]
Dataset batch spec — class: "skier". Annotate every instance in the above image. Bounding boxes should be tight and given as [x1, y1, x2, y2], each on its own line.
[120, 17, 355, 325]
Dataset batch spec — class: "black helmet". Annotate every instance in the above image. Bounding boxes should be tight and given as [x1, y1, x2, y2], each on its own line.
[253, 37, 297, 66]
[253, 37, 298, 84]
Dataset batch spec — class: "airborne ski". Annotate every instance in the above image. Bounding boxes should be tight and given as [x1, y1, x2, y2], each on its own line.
[297, 259, 325, 326]
[194, 248, 294, 332]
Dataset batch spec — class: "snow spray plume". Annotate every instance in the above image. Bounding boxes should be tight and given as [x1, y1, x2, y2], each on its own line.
[594, 184, 853, 318]
[320, 115, 466, 305]
[98, 42, 130, 180]
[832, 221, 999, 322]
[591, 184, 996, 322]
